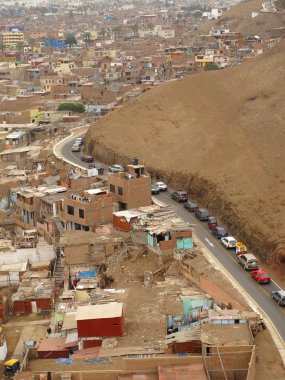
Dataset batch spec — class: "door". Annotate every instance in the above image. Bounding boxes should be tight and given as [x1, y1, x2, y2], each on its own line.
[31, 301, 37, 313]
[176, 238, 193, 249]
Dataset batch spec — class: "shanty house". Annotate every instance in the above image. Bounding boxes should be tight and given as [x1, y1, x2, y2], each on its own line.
[133, 206, 193, 252]
[113, 210, 140, 231]
[76, 303, 123, 339]
[12, 271, 52, 314]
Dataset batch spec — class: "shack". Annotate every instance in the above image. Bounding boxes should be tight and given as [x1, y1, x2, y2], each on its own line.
[76, 303, 124, 340]
[12, 271, 53, 314]
[113, 210, 140, 232]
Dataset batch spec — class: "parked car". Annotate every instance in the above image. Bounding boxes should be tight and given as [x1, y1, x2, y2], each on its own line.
[71, 145, 81, 152]
[237, 253, 259, 270]
[221, 236, 237, 249]
[75, 138, 83, 145]
[251, 270, 271, 284]
[272, 290, 285, 306]
[212, 226, 228, 239]
[156, 181, 167, 191]
[171, 190, 188, 202]
[207, 216, 217, 229]
[89, 162, 104, 170]
[184, 200, 198, 212]
[235, 242, 247, 255]
[109, 164, 124, 173]
[81, 155, 93, 163]
[195, 208, 210, 221]
[151, 184, 160, 194]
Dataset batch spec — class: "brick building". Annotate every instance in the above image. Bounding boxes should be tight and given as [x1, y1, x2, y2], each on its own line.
[59, 189, 114, 232]
[108, 162, 151, 210]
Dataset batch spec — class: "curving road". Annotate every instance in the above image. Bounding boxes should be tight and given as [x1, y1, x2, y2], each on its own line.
[59, 135, 285, 358]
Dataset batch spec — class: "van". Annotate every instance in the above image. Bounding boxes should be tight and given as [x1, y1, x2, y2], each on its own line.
[236, 242, 247, 255]
[272, 290, 285, 306]
[238, 253, 259, 270]
[195, 208, 210, 221]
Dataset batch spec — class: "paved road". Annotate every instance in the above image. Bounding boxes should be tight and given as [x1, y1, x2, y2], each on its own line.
[60, 134, 89, 169]
[154, 191, 285, 343]
[59, 136, 285, 346]
[59, 133, 110, 172]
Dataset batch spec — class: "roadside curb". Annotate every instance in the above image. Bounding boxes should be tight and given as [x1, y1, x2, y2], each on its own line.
[194, 233, 285, 367]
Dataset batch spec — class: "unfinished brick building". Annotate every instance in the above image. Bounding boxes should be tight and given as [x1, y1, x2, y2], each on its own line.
[108, 162, 151, 210]
[59, 189, 114, 232]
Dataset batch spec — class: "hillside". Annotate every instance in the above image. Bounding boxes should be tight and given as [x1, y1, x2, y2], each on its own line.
[85, 40, 285, 267]
[199, 0, 285, 38]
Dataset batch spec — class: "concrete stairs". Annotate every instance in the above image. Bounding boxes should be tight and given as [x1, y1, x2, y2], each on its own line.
[53, 246, 63, 287]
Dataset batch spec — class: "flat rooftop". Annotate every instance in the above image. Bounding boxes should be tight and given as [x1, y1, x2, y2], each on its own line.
[76, 302, 123, 321]
[201, 324, 254, 346]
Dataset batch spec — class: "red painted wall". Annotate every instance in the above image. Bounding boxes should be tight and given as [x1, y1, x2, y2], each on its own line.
[36, 298, 52, 311]
[83, 340, 102, 349]
[113, 214, 137, 231]
[37, 350, 69, 359]
[13, 298, 52, 314]
[77, 316, 123, 338]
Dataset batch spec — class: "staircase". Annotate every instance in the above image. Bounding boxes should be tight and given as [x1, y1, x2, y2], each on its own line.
[53, 246, 63, 287]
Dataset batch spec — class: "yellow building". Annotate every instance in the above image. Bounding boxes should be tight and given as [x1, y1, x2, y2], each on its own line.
[0, 32, 24, 49]
[30, 108, 45, 123]
[195, 55, 214, 67]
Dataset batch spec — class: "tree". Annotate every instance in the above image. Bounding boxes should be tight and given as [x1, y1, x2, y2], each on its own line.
[83, 32, 92, 46]
[204, 62, 219, 71]
[57, 103, 85, 113]
[65, 33, 77, 47]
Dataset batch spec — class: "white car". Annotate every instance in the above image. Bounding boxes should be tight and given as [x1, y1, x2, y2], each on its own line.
[109, 164, 124, 173]
[221, 236, 237, 249]
[75, 138, 83, 145]
[156, 181, 167, 191]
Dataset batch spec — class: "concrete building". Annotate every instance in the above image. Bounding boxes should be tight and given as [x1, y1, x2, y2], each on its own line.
[0, 31, 24, 49]
[15, 185, 67, 227]
[108, 162, 151, 210]
[59, 189, 114, 232]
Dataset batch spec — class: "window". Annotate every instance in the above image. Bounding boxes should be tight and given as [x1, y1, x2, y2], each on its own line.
[67, 205, 74, 215]
[109, 184, 115, 193]
[79, 209, 84, 218]
[118, 187, 123, 196]
[74, 223, 81, 230]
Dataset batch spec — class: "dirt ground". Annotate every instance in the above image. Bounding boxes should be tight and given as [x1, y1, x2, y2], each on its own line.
[86, 39, 285, 269]
[22, 249, 285, 377]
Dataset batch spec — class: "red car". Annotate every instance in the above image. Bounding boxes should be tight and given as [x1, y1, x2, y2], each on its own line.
[208, 216, 217, 229]
[251, 270, 271, 284]
[81, 155, 93, 163]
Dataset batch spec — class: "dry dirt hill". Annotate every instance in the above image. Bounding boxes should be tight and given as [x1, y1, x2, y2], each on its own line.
[199, 0, 285, 38]
[85, 40, 285, 268]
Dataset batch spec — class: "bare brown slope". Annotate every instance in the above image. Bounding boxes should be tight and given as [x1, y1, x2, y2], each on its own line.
[199, 0, 285, 37]
[86, 40, 285, 266]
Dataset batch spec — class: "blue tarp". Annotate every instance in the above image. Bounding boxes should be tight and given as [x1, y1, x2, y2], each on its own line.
[78, 270, 97, 279]
[56, 358, 74, 365]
